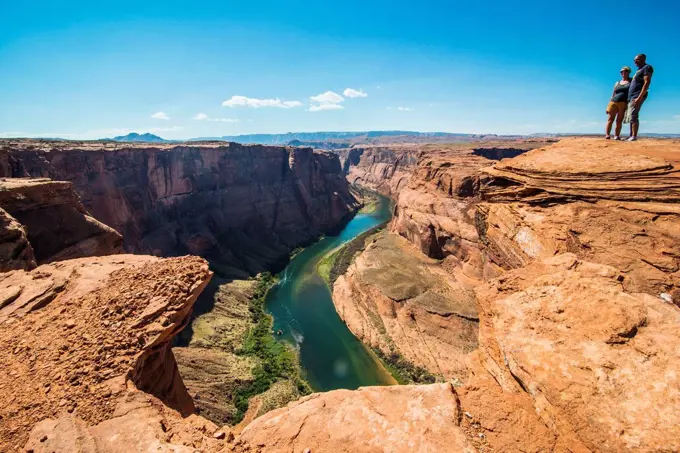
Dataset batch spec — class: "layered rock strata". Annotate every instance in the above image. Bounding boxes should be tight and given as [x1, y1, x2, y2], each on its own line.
[0, 140, 359, 276]
[456, 138, 680, 452]
[327, 138, 680, 452]
[331, 142, 542, 381]
[0, 177, 122, 270]
[477, 138, 680, 303]
[334, 231, 478, 381]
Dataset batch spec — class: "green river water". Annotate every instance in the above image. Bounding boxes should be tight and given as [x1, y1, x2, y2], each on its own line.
[266, 194, 397, 391]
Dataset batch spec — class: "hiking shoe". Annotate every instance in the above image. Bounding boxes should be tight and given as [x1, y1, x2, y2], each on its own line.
[605, 135, 611, 140]
[615, 136, 622, 140]
[627, 136, 638, 142]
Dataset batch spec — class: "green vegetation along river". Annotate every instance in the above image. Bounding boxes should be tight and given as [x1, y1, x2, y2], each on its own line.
[266, 193, 397, 391]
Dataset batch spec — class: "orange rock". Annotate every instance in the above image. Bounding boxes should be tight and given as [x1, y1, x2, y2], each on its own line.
[235, 384, 476, 453]
[0, 254, 212, 451]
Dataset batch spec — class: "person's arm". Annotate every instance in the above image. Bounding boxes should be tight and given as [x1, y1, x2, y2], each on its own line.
[636, 67, 653, 104]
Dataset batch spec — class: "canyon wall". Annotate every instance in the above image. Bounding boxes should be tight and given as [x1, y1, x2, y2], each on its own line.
[327, 138, 680, 451]
[0, 140, 359, 276]
[331, 142, 543, 380]
[0, 178, 122, 271]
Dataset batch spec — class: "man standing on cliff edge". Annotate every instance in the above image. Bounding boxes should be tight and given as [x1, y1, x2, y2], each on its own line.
[626, 54, 654, 141]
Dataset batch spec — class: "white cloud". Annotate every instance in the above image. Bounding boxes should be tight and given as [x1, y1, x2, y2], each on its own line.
[343, 88, 367, 98]
[310, 91, 344, 104]
[396, 107, 414, 112]
[222, 96, 302, 108]
[151, 111, 170, 120]
[309, 104, 345, 112]
[193, 113, 238, 123]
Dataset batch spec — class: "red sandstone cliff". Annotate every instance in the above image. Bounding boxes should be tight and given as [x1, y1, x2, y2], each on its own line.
[331, 138, 680, 452]
[0, 177, 122, 271]
[0, 140, 359, 276]
[0, 254, 215, 452]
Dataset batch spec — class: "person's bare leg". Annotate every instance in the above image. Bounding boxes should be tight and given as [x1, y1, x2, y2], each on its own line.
[615, 111, 624, 137]
[606, 111, 616, 137]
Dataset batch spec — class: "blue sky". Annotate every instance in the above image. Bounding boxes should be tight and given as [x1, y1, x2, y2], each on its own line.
[1, 0, 679, 139]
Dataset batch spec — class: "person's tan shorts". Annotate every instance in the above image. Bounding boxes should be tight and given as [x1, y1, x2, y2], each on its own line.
[606, 101, 627, 115]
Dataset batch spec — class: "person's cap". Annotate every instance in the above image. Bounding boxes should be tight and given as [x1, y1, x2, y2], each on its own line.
[621, 66, 632, 72]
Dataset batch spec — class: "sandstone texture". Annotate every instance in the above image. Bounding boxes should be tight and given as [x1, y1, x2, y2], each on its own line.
[477, 138, 680, 303]
[331, 142, 542, 381]
[234, 383, 476, 453]
[339, 142, 543, 274]
[0, 206, 35, 272]
[328, 138, 680, 452]
[462, 253, 680, 452]
[334, 231, 478, 381]
[0, 140, 359, 276]
[0, 177, 122, 270]
[0, 254, 213, 451]
[456, 138, 680, 452]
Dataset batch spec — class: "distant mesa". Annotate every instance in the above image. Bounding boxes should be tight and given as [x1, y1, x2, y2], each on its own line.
[111, 132, 169, 143]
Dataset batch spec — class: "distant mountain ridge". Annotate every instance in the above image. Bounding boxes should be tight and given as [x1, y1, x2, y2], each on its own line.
[188, 131, 490, 145]
[101, 130, 680, 146]
[111, 132, 169, 143]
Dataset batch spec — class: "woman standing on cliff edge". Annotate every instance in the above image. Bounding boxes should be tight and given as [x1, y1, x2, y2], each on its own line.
[605, 66, 631, 140]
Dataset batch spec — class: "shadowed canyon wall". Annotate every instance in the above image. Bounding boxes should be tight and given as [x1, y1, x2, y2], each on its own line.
[0, 140, 359, 277]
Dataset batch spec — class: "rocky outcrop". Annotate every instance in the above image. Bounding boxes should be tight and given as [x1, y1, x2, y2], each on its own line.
[0, 207, 35, 272]
[0, 140, 359, 277]
[0, 254, 212, 451]
[340, 142, 543, 275]
[460, 253, 680, 452]
[333, 231, 478, 381]
[234, 383, 476, 453]
[477, 138, 680, 302]
[329, 142, 542, 382]
[456, 138, 680, 452]
[325, 138, 680, 452]
[0, 178, 122, 269]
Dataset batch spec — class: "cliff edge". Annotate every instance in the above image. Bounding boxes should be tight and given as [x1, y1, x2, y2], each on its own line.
[0, 140, 359, 277]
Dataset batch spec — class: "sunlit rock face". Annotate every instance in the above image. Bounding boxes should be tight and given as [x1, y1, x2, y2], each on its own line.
[0, 140, 359, 277]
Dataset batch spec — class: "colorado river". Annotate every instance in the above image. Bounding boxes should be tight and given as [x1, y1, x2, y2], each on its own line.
[266, 194, 397, 391]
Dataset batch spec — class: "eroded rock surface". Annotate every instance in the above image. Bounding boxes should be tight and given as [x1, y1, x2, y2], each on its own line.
[334, 231, 478, 381]
[0, 140, 359, 276]
[0, 206, 35, 271]
[477, 138, 680, 303]
[0, 254, 212, 451]
[0, 178, 122, 268]
[234, 383, 476, 453]
[461, 254, 680, 452]
[456, 138, 680, 452]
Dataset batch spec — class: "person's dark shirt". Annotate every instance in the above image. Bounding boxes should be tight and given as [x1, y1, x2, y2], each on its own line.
[611, 81, 630, 103]
[629, 64, 654, 101]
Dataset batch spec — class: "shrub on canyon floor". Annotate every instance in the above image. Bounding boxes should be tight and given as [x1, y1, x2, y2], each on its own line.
[234, 273, 310, 421]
